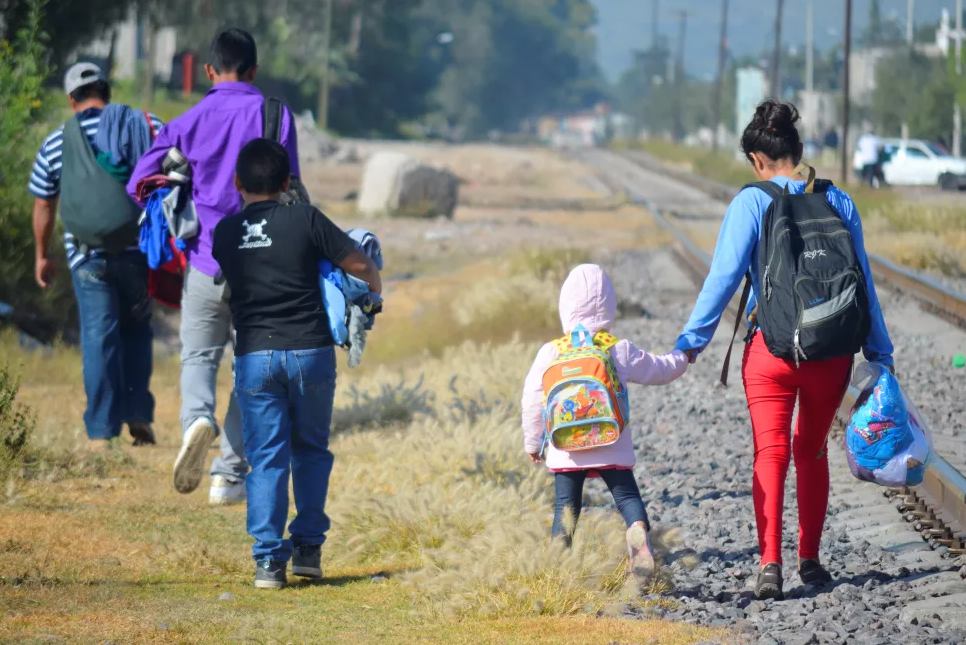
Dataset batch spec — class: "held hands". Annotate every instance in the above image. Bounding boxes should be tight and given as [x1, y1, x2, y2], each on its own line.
[684, 348, 700, 364]
[528, 452, 543, 463]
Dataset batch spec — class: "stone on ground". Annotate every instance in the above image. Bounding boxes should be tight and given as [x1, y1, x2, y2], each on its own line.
[357, 151, 458, 219]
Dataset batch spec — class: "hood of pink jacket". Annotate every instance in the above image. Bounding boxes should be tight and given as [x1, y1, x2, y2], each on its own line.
[558, 264, 617, 335]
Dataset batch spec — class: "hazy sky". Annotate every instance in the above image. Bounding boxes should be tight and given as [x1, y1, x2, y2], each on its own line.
[593, 0, 960, 81]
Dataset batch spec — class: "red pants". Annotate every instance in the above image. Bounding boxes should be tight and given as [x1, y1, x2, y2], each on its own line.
[741, 333, 851, 565]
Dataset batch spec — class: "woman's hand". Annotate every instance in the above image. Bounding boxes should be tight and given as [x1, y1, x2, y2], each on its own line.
[684, 348, 700, 364]
[528, 452, 543, 463]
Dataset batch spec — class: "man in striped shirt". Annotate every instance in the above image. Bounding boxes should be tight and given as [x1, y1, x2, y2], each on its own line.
[30, 62, 163, 450]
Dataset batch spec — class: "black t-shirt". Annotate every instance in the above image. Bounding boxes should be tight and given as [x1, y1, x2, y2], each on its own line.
[212, 200, 356, 355]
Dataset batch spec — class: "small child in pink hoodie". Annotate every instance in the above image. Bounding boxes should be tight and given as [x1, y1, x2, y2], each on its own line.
[521, 264, 689, 574]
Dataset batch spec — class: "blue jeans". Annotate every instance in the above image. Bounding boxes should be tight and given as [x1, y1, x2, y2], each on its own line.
[70, 252, 154, 440]
[235, 347, 336, 562]
[551, 469, 650, 542]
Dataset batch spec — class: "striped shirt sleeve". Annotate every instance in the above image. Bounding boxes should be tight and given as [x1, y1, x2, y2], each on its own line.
[29, 129, 62, 199]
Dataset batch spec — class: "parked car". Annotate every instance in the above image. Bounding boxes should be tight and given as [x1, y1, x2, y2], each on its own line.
[876, 138, 966, 189]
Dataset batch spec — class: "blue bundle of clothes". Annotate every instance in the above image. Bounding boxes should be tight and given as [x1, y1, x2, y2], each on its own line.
[319, 228, 383, 368]
[845, 364, 931, 487]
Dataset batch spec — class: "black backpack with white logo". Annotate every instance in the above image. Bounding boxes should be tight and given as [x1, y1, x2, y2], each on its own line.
[720, 167, 870, 384]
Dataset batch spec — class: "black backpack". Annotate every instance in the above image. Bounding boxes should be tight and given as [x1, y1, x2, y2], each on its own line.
[262, 96, 311, 205]
[720, 167, 870, 384]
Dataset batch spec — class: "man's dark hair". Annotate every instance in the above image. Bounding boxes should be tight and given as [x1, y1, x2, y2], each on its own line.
[209, 28, 257, 75]
[69, 80, 111, 103]
[236, 138, 290, 194]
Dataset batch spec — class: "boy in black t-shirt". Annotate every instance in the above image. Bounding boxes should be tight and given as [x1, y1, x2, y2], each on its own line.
[213, 138, 381, 589]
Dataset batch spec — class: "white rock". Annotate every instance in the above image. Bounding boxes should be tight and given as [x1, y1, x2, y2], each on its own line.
[357, 151, 458, 219]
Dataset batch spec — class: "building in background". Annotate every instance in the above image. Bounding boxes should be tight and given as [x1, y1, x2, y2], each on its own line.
[735, 67, 767, 137]
[72, 8, 178, 84]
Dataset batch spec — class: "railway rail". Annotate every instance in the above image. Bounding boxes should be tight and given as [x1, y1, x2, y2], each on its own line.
[582, 147, 966, 588]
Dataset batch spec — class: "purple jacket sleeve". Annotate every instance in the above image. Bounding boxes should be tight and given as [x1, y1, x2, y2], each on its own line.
[127, 123, 179, 205]
[281, 106, 300, 178]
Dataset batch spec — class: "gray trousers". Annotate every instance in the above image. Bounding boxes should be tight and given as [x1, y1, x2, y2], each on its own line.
[180, 265, 248, 481]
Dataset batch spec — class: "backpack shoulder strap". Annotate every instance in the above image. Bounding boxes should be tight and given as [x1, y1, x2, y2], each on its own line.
[552, 336, 570, 353]
[593, 330, 619, 351]
[719, 276, 753, 387]
[262, 96, 283, 142]
[741, 181, 784, 201]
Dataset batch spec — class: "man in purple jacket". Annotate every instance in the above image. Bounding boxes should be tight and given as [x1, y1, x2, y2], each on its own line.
[128, 28, 300, 504]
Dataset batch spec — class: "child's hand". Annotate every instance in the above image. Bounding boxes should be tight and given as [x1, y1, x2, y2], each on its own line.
[684, 349, 700, 364]
[528, 452, 543, 463]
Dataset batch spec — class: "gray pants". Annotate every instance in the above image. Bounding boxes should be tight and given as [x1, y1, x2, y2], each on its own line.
[180, 265, 248, 481]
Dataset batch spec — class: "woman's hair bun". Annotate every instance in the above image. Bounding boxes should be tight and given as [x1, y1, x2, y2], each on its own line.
[741, 99, 803, 164]
[758, 100, 799, 134]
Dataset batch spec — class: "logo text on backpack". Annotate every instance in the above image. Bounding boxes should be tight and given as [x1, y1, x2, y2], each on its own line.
[802, 249, 827, 260]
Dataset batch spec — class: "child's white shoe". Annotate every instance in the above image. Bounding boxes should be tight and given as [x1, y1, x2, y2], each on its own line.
[626, 521, 655, 578]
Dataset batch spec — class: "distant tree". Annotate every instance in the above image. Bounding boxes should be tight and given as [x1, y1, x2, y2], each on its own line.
[871, 50, 951, 140]
[1, 0, 135, 74]
[860, 0, 903, 48]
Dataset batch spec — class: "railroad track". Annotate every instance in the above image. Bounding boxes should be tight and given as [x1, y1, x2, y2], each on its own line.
[581, 148, 966, 619]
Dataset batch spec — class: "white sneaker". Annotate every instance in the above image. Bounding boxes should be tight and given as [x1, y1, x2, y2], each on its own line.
[172, 417, 216, 494]
[209, 475, 246, 506]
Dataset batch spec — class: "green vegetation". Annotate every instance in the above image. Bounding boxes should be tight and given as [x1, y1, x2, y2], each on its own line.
[0, 365, 34, 479]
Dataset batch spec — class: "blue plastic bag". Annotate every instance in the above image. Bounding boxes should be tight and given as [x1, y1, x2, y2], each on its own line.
[845, 363, 931, 487]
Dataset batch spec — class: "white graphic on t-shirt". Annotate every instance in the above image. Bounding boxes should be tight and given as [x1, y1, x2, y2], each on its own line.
[240, 219, 272, 249]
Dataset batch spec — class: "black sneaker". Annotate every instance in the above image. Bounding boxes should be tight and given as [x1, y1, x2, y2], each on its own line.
[292, 544, 322, 579]
[254, 559, 287, 589]
[755, 563, 784, 600]
[799, 559, 833, 586]
[128, 422, 156, 446]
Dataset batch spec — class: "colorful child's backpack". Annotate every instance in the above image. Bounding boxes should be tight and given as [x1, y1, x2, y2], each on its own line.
[542, 324, 629, 452]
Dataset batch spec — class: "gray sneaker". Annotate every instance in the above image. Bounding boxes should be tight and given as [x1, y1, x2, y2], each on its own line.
[254, 559, 287, 589]
[292, 544, 322, 579]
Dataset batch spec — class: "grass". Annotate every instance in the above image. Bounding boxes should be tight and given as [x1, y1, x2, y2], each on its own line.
[0, 334, 719, 644]
[625, 138, 966, 277]
[0, 174, 719, 642]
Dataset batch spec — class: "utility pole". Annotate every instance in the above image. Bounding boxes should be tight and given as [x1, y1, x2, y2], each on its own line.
[770, 0, 784, 98]
[712, 0, 729, 151]
[955, 0, 962, 156]
[906, 0, 915, 44]
[841, 0, 852, 184]
[673, 9, 687, 141]
[805, 0, 814, 94]
[317, 0, 333, 130]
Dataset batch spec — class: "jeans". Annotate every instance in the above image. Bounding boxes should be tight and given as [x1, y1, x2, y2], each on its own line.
[70, 252, 154, 439]
[180, 265, 247, 481]
[235, 347, 336, 562]
[551, 469, 650, 542]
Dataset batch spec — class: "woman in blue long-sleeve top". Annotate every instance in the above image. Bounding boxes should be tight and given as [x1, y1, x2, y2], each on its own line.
[674, 101, 894, 601]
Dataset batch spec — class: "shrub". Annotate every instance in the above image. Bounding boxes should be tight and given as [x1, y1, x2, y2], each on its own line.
[0, 364, 35, 478]
[0, 0, 76, 341]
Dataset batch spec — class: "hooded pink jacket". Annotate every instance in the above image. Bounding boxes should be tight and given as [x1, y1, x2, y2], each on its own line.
[521, 264, 689, 470]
